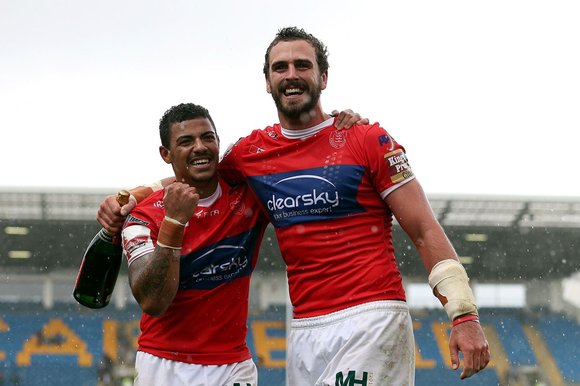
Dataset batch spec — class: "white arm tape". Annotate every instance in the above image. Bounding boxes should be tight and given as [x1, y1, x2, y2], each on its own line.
[428, 259, 478, 321]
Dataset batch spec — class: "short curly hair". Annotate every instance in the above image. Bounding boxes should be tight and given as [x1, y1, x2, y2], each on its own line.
[158, 103, 217, 148]
[263, 26, 329, 78]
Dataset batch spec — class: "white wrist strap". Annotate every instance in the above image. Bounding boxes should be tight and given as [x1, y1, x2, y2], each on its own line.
[428, 259, 478, 321]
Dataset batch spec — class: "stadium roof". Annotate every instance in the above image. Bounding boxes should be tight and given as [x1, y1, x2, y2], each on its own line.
[1, 189, 579, 280]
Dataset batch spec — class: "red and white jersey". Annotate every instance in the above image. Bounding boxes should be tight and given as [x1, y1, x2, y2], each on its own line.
[121, 178, 268, 365]
[220, 118, 415, 318]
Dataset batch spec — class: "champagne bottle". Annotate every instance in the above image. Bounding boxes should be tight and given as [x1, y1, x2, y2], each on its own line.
[73, 190, 130, 309]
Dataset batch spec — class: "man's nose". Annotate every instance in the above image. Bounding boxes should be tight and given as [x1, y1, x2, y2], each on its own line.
[192, 139, 207, 152]
[286, 64, 299, 79]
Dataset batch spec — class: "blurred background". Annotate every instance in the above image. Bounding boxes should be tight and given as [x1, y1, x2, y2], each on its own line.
[0, 189, 578, 385]
[1, 0, 579, 385]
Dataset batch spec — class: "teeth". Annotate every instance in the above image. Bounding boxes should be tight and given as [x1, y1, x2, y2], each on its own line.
[191, 159, 210, 166]
[285, 88, 302, 96]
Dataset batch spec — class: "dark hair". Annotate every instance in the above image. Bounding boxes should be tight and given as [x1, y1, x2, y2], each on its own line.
[159, 103, 217, 148]
[263, 26, 329, 78]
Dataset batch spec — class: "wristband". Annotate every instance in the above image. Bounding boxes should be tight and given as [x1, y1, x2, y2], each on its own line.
[428, 259, 479, 321]
[164, 216, 187, 227]
[157, 218, 185, 249]
[156, 241, 182, 250]
[452, 314, 480, 327]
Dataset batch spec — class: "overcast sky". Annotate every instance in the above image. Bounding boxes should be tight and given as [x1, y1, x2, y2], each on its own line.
[1, 0, 578, 198]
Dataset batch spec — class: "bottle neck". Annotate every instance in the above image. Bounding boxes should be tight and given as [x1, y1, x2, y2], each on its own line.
[98, 228, 115, 242]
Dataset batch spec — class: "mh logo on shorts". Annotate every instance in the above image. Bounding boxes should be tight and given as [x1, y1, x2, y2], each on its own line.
[247, 165, 365, 228]
[336, 370, 369, 386]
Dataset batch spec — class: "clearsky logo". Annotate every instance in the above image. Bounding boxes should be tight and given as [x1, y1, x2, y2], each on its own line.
[248, 166, 365, 227]
[267, 175, 340, 211]
[179, 227, 261, 290]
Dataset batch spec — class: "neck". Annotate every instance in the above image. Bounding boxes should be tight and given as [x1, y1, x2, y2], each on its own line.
[175, 176, 219, 199]
[196, 181, 219, 199]
[278, 105, 330, 131]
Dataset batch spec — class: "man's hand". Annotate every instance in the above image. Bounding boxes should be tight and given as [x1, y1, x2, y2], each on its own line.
[163, 182, 200, 225]
[331, 109, 370, 129]
[97, 194, 137, 234]
[449, 321, 491, 379]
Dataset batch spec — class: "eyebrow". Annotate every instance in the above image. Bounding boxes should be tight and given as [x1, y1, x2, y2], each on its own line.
[271, 58, 313, 68]
[176, 130, 216, 141]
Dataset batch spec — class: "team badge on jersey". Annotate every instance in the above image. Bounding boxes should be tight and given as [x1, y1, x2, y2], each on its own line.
[265, 127, 279, 138]
[229, 190, 246, 216]
[329, 129, 347, 149]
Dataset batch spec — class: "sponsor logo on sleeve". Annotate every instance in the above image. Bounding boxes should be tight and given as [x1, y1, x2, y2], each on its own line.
[125, 236, 149, 257]
[125, 214, 150, 227]
[378, 134, 395, 151]
[122, 224, 153, 263]
[384, 149, 413, 183]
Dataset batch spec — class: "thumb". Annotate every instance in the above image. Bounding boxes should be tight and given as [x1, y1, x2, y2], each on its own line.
[449, 345, 460, 371]
[120, 195, 137, 216]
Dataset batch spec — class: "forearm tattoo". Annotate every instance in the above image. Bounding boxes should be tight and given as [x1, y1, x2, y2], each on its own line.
[140, 247, 179, 298]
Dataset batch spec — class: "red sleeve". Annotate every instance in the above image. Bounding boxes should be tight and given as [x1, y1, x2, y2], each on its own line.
[219, 138, 246, 185]
[362, 123, 415, 198]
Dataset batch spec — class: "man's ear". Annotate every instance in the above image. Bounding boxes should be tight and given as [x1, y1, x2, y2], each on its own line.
[265, 75, 272, 94]
[159, 146, 171, 164]
[320, 71, 328, 91]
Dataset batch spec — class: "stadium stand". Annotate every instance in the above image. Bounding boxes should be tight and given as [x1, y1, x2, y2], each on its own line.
[1, 189, 579, 385]
[0, 304, 578, 385]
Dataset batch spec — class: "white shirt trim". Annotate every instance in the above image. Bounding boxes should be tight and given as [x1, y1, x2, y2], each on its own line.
[380, 175, 416, 200]
[197, 183, 222, 207]
[281, 117, 335, 140]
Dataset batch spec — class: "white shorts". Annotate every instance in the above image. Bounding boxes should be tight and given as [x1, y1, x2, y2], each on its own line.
[287, 300, 415, 386]
[134, 351, 258, 386]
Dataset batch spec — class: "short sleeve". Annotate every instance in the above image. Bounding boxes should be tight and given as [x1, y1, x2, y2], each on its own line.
[219, 138, 246, 185]
[363, 124, 415, 199]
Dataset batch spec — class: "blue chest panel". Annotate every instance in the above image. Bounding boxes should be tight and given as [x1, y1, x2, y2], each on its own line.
[179, 226, 262, 290]
[247, 165, 366, 227]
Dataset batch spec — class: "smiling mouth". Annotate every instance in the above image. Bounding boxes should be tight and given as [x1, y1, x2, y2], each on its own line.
[188, 158, 212, 167]
[284, 87, 304, 96]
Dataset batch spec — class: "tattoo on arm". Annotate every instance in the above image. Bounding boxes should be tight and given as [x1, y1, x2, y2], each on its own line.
[140, 248, 177, 298]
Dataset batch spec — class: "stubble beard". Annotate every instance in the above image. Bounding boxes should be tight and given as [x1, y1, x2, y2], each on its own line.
[272, 85, 322, 123]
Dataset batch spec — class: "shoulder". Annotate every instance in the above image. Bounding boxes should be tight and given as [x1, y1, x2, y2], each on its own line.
[219, 178, 265, 218]
[346, 122, 404, 149]
[220, 178, 252, 202]
[136, 189, 165, 208]
[128, 190, 165, 224]
[234, 124, 281, 146]
[222, 124, 281, 162]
